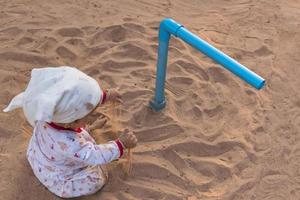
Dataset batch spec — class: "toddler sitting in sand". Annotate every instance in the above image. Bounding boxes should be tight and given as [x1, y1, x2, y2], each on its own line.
[3, 66, 137, 198]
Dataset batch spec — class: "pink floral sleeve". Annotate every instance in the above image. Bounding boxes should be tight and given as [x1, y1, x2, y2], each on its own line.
[67, 141, 122, 165]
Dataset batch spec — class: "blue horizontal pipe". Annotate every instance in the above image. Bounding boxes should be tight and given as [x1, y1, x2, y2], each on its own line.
[150, 18, 265, 111]
[177, 28, 265, 89]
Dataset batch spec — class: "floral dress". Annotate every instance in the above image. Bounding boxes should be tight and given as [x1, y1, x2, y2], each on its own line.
[27, 121, 123, 198]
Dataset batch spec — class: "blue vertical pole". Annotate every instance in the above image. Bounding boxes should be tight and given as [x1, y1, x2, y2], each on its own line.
[149, 40, 169, 110]
[150, 22, 171, 111]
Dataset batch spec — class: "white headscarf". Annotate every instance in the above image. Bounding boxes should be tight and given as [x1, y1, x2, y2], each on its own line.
[3, 66, 102, 127]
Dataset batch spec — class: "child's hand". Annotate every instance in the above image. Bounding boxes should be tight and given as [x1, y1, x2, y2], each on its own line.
[118, 129, 137, 149]
[89, 116, 107, 131]
[106, 90, 122, 103]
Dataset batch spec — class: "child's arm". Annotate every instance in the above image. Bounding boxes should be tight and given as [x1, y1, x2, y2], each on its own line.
[68, 139, 124, 166]
[87, 116, 107, 132]
[66, 130, 137, 166]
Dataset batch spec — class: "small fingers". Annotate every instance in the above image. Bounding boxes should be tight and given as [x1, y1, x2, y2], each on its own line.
[116, 98, 123, 104]
[129, 134, 135, 140]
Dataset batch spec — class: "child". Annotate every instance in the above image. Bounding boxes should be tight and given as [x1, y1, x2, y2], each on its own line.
[3, 66, 137, 198]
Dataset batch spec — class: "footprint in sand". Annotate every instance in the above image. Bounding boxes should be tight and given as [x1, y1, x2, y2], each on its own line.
[174, 60, 209, 81]
[91, 24, 144, 44]
[56, 46, 77, 61]
[0, 51, 52, 66]
[101, 60, 147, 72]
[112, 43, 154, 61]
[0, 27, 23, 37]
[136, 124, 183, 142]
[56, 27, 84, 37]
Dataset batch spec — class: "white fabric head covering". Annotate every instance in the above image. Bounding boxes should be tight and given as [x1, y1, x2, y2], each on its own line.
[3, 66, 102, 127]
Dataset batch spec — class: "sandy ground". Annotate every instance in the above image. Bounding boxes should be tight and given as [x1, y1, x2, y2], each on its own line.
[1, 0, 300, 199]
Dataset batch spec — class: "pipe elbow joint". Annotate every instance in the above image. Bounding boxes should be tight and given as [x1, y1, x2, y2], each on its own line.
[159, 18, 183, 42]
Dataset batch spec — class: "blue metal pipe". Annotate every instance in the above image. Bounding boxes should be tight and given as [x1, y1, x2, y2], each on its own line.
[150, 18, 265, 111]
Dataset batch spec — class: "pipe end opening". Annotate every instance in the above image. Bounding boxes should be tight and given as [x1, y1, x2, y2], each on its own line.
[257, 80, 265, 90]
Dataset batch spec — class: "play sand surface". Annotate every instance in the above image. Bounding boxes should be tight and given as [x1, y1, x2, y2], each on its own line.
[1, 0, 300, 199]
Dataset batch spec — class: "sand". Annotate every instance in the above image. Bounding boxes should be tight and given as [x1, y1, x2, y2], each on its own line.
[1, 0, 300, 199]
